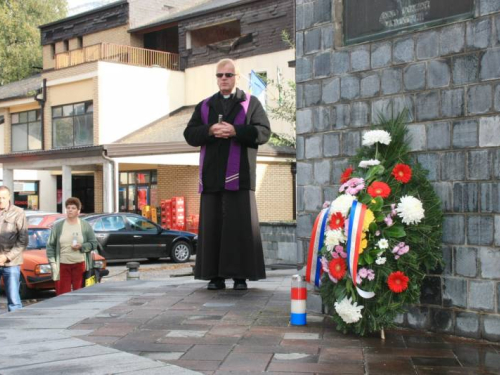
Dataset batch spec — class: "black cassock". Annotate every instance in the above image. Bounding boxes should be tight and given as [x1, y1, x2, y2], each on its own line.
[184, 89, 270, 281]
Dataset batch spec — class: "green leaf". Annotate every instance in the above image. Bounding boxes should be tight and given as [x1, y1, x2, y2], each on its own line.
[383, 225, 406, 238]
[368, 196, 383, 211]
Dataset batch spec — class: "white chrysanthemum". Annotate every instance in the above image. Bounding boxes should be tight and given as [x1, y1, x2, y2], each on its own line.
[396, 195, 425, 225]
[334, 297, 364, 324]
[362, 130, 392, 146]
[330, 194, 356, 217]
[358, 159, 380, 169]
[375, 256, 387, 265]
[377, 239, 389, 249]
[325, 229, 346, 249]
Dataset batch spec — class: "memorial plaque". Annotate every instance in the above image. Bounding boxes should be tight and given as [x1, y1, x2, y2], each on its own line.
[344, 0, 474, 45]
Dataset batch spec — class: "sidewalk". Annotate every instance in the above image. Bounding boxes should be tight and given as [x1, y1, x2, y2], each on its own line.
[0, 269, 499, 374]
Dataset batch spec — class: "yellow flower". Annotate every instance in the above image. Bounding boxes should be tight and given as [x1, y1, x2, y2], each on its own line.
[363, 209, 375, 231]
[359, 239, 368, 254]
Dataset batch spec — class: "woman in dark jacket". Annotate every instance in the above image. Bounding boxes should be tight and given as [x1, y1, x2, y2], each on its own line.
[184, 58, 270, 291]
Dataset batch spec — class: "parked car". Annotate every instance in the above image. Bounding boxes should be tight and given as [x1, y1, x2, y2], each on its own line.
[82, 213, 197, 263]
[26, 213, 65, 227]
[0, 226, 109, 299]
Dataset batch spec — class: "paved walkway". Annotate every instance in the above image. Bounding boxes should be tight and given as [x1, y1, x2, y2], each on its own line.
[0, 269, 499, 374]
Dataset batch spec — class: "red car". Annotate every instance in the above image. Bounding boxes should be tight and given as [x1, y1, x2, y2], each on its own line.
[0, 226, 109, 299]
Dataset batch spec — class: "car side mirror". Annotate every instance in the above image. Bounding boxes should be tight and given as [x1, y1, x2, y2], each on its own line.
[157, 226, 163, 234]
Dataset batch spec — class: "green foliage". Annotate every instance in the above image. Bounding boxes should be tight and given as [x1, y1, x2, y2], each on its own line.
[319, 112, 444, 335]
[0, 0, 67, 85]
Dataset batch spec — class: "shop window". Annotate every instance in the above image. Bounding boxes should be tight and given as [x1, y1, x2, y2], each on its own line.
[188, 20, 241, 49]
[11, 109, 42, 152]
[52, 101, 93, 148]
[119, 170, 158, 214]
[0, 180, 40, 210]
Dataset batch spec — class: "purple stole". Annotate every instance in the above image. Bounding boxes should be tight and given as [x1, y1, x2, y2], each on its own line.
[198, 94, 250, 193]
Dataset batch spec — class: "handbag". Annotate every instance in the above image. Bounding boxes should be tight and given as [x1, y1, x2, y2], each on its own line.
[82, 250, 99, 287]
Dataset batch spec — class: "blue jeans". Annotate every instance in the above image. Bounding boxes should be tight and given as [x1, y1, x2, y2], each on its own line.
[0, 266, 22, 312]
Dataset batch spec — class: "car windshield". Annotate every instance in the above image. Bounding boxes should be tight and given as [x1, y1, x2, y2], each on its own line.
[27, 228, 50, 250]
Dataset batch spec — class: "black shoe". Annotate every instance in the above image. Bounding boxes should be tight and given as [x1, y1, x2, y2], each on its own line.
[207, 278, 225, 290]
[233, 279, 247, 290]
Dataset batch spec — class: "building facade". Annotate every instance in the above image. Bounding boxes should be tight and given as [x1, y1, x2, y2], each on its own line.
[296, 0, 500, 340]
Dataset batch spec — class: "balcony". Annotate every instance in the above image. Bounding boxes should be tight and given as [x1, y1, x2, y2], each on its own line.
[55, 43, 180, 71]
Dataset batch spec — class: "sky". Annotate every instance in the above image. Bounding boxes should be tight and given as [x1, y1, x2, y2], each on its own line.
[66, 0, 117, 16]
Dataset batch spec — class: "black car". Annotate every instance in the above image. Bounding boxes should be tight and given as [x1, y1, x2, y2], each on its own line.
[82, 213, 197, 263]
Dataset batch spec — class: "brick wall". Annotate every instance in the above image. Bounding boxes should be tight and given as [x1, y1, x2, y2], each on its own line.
[296, 0, 500, 341]
[94, 169, 103, 213]
[157, 165, 200, 218]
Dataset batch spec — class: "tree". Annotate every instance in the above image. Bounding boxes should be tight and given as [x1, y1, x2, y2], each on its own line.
[0, 0, 67, 86]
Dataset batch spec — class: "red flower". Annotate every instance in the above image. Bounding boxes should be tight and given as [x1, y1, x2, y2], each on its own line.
[387, 271, 409, 293]
[329, 258, 347, 280]
[367, 181, 391, 198]
[340, 167, 354, 184]
[392, 164, 412, 183]
[329, 212, 345, 230]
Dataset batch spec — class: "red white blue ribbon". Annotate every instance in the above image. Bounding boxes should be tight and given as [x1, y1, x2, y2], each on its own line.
[305, 208, 329, 287]
[346, 201, 375, 299]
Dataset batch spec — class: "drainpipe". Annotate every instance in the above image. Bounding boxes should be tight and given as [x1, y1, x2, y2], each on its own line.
[34, 79, 47, 149]
[102, 150, 119, 213]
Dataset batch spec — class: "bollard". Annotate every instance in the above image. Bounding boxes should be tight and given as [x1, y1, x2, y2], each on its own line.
[126, 262, 140, 281]
[290, 274, 307, 325]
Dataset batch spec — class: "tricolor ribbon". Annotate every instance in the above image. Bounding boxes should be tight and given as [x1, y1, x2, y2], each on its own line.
[346, 201, 375, 299]
[305, 208, 329, 287]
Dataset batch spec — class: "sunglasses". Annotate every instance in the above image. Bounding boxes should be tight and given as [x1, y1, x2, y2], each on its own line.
[216, 73, 236, 78]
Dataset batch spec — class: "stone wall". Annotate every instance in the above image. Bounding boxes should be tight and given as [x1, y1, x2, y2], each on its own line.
[296, 0, 500, 341]
[260, 222, 297, 266]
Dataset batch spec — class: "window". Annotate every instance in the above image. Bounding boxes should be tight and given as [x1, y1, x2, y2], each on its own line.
[0, 115, 4, 125]
[11, 110, 42, 152]
[63, 40, 69, 51]
[189, 20, 241, 48]
[0, 180, 40, 210]
[125, 215, 157, 232]
[52, 101, 93, 148]
[77, 36, 83, 49]
[51, 43, 56, 58]
[93, 215, 126, 232]
[119, 170, 158, 213]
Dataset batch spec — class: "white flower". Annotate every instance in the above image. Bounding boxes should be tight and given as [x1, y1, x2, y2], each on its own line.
[330, 194, 356, 217]
[377, 239, 389, 249]
[325, 229, 346, 249]
[396, 195, 425, 225]
[362, 130, 392, 146]
[334, 297, 364, 324]
[358, 159, 380, 168]
[375, 256, 387, 265]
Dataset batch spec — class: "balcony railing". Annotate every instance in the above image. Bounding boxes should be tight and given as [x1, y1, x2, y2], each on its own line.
[55, 43, 180, 71]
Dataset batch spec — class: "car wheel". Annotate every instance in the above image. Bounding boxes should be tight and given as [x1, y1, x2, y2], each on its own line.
[171, 241, 191, 263]
[19, 274, 33, 300]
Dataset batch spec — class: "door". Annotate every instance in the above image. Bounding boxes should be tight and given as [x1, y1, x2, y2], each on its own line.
[125, 215, 165, 259]
[92, 215, 134, 259]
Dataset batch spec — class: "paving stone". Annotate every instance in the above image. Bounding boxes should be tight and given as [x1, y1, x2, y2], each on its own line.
[416, 91, 440, 121]
[480, 48, 500, 81]
[440, 24, 465, 55]
[313, 106, 330, 131]
[467, 215, 494, 246]
[381, 67, 402, 95]
[322, 77, 340, 104]
[480, 182, 500, 212]
[452, 119, 478, 148]
[479, 247, 500, 279]
[341, 131, 361, 156]
[166, 330, 207, 338]
[305, 134, 323, 159]
[351, 45, 370, 72]
[394, 36, 415, 64]
[469, 281, 495, 311]
[219, 352, 273, 372]
[480, 0, 500, 15]
[296, 57, 313, 82]
[360, 72, 380, 98]
[321, 25, 334, 50]
[442, 215, 465, 245]
[466, 18, 492, 50]
[452, 54, 479, 85]
[304, 82, 321, 106]
[453, 182, 479, 213]
[284, 333, 320, 340]
[182, 344, 233, 361]
[479, 116, 500, 147]
[455, 247, 478, 277]
[296, 108, 313, 135]
[441, 88, 464, 118]
[304, 27, 321, 54]
[314, 52, 331, 78]
[406, 123, 426, 151]
[456, 312, 480, 339]
[468, 150, 492, 180]
[332, 50, 350, 75]
[341, 75, 360, 100]
[443, 278, 467, 308]
[297, 162, 312, 186]
[427, 60, 451, 88]
[416, 31, 439, 60]
[323, 133, 340, 157]
[332, 104, 350, 128]
[313, 159, 331, 185]
[403, 63, 426, 91]
[351, 101, 370, 127]
[427, 122, 450, 150]
[441, 152, 466, 180]
[482, 315, 500, 342]
[417, 153, 440, 181]
[371, 42, 392, 68]
[467, 85, 493, 115]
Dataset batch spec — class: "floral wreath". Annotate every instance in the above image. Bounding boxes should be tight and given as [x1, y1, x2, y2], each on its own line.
[309, 112, 443, 336]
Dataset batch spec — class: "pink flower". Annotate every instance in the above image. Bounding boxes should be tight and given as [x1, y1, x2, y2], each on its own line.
[339, 178, 365, 195]
[391, 203, 397, 217]
[392, 242, 410, 259]
[335, 245, 347, 259]
[358, 268, 368, 278]
[384, 215, 394, 227]
[367, 270, 375, 281]
[358, 268, 375, 282]
[375, 230, 381, 236]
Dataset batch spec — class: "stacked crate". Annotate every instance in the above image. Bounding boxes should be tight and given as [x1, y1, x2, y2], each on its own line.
[160, 199, 172, 229]
[186, 214, 200, 234]
[171, 197, 185, 230]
